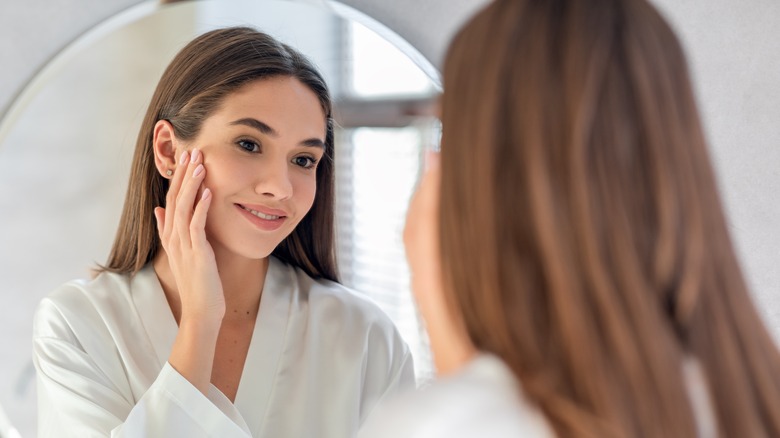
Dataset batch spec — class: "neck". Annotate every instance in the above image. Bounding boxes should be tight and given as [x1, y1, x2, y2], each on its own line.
[152, 246, 269, 325]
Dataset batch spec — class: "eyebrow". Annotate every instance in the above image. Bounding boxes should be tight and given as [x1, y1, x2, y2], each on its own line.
[230, 117, 325, 149]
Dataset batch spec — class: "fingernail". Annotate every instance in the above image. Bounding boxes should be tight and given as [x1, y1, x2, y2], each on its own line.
[193, 164, 204, 177]
[179, 151, 188, 164]
[201, 188, 211, 200]
[191, 149, 200, 163]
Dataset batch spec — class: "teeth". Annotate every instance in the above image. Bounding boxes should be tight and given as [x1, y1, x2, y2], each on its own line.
[241, 205, 280, 220]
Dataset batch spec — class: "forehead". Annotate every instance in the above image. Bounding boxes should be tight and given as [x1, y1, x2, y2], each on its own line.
[207, 76, 326, 136]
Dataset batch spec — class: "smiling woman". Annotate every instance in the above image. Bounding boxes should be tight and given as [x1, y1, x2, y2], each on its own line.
[30, 25, 415, 438]
[0, 0, 443, 435]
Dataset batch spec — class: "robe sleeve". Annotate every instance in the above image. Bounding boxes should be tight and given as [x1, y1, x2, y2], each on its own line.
[33, 298, 252, 438]
[377, 350, 416, 403]
[360, 348, 417, 426]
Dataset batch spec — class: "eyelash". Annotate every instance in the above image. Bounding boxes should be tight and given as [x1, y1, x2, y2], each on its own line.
[293, 156, 319, 169]
[237, 139, 260, 153]
[236, 139, 319, 169]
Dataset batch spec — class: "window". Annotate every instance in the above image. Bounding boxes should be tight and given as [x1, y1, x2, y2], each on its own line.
[334, 21, 439, 383]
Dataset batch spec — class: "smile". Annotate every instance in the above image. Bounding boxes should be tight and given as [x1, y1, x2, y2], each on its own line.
[239, 204, 281, 220]
[235, 203, 288, 231]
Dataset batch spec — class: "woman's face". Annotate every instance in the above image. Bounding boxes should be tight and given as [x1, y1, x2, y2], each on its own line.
[182, 77, 326, 260]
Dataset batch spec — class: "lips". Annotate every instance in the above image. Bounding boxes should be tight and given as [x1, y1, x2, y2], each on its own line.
[235, 203, 288, 231]
[237, 203, 288, 218]
[238, 205, 282, 220]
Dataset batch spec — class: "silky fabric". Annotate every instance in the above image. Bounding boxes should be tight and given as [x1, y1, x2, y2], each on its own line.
[359, 354, 554, 438]
[33, 256, 415, 437]
[359, 354, 716, 438]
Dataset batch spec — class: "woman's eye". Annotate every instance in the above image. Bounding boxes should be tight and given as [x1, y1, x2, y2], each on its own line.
[237, 139, 260, 153]
[293, 156, 318, 169]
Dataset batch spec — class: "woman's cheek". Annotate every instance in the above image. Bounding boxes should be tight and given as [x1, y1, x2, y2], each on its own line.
[295, 173, 318, 210]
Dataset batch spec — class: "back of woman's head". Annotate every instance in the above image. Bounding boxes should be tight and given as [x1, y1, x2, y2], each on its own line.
[104, 26, 338, 281]
[439, 0, 780, 436]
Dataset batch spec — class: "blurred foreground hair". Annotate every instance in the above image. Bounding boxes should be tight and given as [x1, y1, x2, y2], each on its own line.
[440, 0, 780, 436]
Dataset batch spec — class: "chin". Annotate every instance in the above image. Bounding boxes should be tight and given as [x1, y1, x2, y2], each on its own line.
[234, 239, 284, 260]
[207, 228, 288, 261]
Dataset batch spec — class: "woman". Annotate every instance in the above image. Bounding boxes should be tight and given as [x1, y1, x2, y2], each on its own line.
[33, 27, 414, 437]
[362, 0, 780, 437]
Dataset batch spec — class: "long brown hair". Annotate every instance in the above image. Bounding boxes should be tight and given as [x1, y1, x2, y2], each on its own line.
[102, 27, 338, 281]
[439, 0, 780, 436]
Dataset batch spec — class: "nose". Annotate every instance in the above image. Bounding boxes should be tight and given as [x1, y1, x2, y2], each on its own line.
[254, 160, 293, 200]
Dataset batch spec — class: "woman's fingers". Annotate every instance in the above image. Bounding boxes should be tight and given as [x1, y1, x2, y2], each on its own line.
[190, 188, 212, 250]
[157, 148, 211, 254]
[163, 150, 191, 241]
[174, 149, 206, 248]
[404, 151, 441, 273]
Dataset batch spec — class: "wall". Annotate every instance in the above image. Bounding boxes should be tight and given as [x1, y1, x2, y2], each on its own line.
[651, 0, 780, 338]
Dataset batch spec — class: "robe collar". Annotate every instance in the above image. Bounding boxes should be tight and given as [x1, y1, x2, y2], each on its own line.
[131, 256, 295, 434]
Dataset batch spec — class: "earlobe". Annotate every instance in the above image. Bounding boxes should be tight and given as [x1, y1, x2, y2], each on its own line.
[153, 120, 180, 179]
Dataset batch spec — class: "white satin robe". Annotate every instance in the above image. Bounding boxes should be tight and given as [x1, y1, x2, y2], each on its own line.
[33, 257, 415, 437]
[359, 354, 553, 438]
[360, 354, 717, 438]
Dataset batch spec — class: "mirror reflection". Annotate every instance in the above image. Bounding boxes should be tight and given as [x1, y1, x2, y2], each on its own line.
[0, 1, 439, 436]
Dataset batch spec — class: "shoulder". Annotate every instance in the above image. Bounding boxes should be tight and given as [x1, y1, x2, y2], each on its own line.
[312, 274, 410, 358]
[310, 277, 392, 326]
[33, 268, 135, 342]
[282, 259, 402, 339]
[360, 355, 555, 438]
[277, 258, 414, 382]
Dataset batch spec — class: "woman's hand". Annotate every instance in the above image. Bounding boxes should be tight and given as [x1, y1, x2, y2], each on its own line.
[155, 149, 224, 394]
[154, 149, 225, 326]
[404, 152, 476, 374]
[404, 151, 444, 309]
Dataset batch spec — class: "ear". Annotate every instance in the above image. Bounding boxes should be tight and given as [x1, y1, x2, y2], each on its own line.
[152, 120, 183, 179]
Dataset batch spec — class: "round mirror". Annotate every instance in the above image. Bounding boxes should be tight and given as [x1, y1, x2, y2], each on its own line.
[0, 1, 439, 435]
